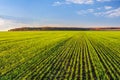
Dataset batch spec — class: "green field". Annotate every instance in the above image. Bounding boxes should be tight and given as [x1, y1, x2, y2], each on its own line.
[0, 31, 120, 80]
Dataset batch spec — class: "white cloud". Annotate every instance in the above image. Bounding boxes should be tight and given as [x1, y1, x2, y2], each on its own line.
[77, 7, 120, 18]
[87, 9, 94, 12]
[77, 9, 94, 15]
[0, 18, 6, 26]
[77, 10, 88, 15]
[0, 18, 14, 31]
[97, 7, 101, 10]
[52, 1, 63, 6]
[94, 7, 120, 17]
[0, 17, 35, 31]
[105, 8, 120, 17]
[104, 6, 112, 10]
[53, 0, 94, 6]
[96, 0, 111, 2]
[53, 0, 112, 6]
[66, 0, 94, 4]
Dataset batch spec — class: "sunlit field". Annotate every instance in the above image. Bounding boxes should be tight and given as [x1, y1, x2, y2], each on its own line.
[0, 31, 120, 80]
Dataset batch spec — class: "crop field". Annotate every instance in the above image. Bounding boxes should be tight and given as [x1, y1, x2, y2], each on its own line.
[0, 31, 120, 80]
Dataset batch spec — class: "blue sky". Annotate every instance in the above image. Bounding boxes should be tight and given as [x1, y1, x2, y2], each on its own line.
[0, 0, 120, 30]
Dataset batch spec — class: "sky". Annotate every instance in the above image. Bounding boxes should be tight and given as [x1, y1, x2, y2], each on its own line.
[0, 0, 120, 31]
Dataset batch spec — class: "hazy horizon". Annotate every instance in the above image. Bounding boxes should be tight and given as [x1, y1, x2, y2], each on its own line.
[0, 0, 120, 31]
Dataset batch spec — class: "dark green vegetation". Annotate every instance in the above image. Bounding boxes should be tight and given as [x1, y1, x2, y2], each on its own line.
[8, 27, 120, 31]
[0, 31, 120, 80]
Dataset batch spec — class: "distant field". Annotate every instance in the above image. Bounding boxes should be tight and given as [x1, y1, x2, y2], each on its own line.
[0, 31, 120, 80]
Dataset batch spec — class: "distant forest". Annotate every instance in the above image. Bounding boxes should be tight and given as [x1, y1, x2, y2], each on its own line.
[8, 27, 120, 31]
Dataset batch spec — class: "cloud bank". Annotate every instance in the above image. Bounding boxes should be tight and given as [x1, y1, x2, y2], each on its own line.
[53, 0, 112, 6]
[95, 7, 120, 17]
[0, 16, 36, 31]
[53, 0, 120, 18]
